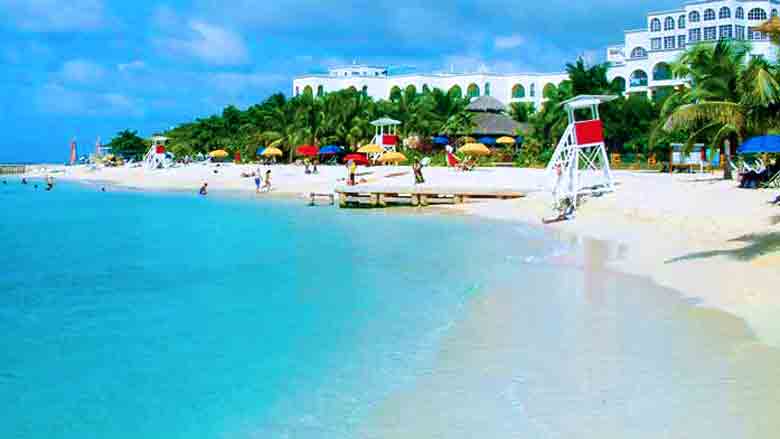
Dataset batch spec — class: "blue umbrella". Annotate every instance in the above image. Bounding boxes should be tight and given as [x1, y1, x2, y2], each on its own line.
[319, 145, 344, 154]
[432, 136, 449, 145]
[738, 135, 780, 154]
[255, 146, 266, 156]
[479, 136, 496, 145]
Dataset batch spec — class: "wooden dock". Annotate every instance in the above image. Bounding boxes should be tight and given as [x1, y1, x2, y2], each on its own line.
[334, 185, 525, 208]
[0, 165, 26, 175]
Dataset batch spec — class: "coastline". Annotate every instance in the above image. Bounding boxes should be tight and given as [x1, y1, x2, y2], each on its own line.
[26, 163, 780, 347]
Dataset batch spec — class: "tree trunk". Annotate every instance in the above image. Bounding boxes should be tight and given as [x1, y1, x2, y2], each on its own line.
[723, 139, 732, 180]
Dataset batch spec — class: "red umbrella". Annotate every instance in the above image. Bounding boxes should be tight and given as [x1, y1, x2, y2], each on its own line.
[343, 153, 369, 166]
[296, 145, 319, 156]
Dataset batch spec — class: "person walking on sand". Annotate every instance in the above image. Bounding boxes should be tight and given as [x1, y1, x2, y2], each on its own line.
[199, 182, 208, 195]
[261, 169, 272, 192]
[348, 159, 357, 186]
[254, 171, 262, 193]
[413, 160, 425, 185]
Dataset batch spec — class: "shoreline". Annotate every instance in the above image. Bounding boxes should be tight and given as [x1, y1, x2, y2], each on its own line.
[26, 163, 780, 347]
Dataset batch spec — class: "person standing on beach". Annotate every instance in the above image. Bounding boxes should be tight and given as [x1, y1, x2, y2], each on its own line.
[199, 182, 208, 195]
[413, 160, 425, 184]
[254, 171, 262, 193]
[348, 159, 357, 186]
[261, 170, 272, 192]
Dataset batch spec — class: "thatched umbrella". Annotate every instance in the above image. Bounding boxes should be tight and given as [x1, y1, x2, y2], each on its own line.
[754, 16, 780, 44]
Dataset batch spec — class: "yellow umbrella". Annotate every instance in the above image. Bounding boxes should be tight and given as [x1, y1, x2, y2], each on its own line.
[754, 16, 780, 34]
[378, 151, 407, 164]
[458, 143, 491, 156]
[357, 144, 384, 154]
[261, 147, 283, 157]
[496, 136, 516, 145]
[460, 136, 477, 144]
[209, 149, 229, 158]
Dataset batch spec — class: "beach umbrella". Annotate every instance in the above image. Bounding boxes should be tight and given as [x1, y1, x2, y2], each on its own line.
[432, 136, 449, 145]
[319, 145, 343, 154]
[478, 136, 497, 145]
[255, 146, 266, 156]
[378, 151, 408, 164]
[296, 145, 319, 156]
[262, 147, 283, 157]
[738, 135, 780, 154]
[496, 136, 516, 145]
[344, 153, 369, 166]
[357, 144, 384, 154]
[458, 143, 491, 156]
[460, 136, 477, 144]
[209, 149, 229, 159]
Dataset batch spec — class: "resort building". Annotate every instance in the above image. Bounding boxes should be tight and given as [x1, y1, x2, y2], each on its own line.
[293, 1, 780, 104]
[607, 0, 780, 98]
[292, 65, 568, 107]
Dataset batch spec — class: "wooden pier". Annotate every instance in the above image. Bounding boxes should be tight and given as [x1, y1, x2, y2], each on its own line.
[0, 165, 26, 175]
[335, 185, 525, 208]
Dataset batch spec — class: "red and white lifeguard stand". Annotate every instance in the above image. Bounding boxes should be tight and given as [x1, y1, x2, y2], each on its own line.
[370, 117, 401, 153]
[546, 95, 616, 207]
[145, 136, 171, 169]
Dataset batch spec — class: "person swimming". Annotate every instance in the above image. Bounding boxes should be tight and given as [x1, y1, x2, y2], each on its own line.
[21, 177, 27, 185]
[199, 182, 208, 195]
[45, 175, 54, 191]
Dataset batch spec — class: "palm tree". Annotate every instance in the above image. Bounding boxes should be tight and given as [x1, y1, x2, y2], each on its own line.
[655, 40, 780, 179]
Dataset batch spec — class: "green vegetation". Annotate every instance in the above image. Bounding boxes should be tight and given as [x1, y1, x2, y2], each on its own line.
[107, 40, 780, 170]
[106, 130, 147, 160]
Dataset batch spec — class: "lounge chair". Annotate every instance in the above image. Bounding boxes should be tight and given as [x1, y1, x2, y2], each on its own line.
[762, 170, 780, 189]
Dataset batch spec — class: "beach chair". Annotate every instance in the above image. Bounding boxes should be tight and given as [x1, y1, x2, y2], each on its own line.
[761, 171, 780, 189]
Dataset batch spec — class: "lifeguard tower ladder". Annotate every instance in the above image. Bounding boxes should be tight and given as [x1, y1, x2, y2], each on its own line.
[145, 136, 171, 169]
[546, 95, 616, 207]
[370, 117, 401, 153]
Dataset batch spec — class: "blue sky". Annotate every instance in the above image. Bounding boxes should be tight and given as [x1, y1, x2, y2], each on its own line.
[0, 0, 681, 162]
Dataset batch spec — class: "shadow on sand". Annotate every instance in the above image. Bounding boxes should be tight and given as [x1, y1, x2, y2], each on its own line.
[666, 232, 780, 264]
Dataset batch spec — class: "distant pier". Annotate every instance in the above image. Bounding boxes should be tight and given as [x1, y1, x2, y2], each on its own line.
[0, 165, 26, 175]
[335, 185, 524, 208]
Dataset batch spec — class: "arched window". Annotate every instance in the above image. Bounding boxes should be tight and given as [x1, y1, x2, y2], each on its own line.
[736, 7, 744, 19]
[511, 84, 526, 98]
[484, 82, 491, 96]
[303, 85, 313, 95]
[650, 18, 661, 32]
[748, 8, 767, 20]
[630, 47, 648, 58]
[689, 11, 700, 23]
[466, 83, 480, 98]
[703, 9, 716, 21]
[664, 17, 675, 31]
[630, 70, 648, 87]
[773, 9, 778, 17]
[611, 77, 626, 92]
[653, 63, 672, 81]
[529, 83, 536, 97]
[542, 83, 557, 99]
[316, 85, 324, 97]
[678, 15, 686, 29]
[719, 7, 731, 19]
[449, 85, 462, 98]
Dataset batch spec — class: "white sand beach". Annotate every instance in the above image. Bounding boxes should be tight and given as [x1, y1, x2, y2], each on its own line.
[28, 163, 780, 346]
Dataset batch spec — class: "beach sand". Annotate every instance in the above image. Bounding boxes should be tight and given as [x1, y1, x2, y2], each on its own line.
[29, 163, 780, 347]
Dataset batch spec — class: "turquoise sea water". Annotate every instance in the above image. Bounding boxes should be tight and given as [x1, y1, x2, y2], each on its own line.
[1, 179, 779, 438]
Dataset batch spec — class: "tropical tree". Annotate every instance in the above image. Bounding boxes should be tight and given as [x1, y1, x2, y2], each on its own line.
[107, 130, 147, 159]
[653, 40, 780, 179]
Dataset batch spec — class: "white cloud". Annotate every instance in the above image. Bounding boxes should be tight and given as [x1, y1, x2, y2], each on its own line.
[0, 0, 106, 32]
[157, 20, 249, 65]
[118, 60, 147, 72]
[494, 34, 526, 50]
[35, 83, 143, 117]
[61, 59, 105, 83]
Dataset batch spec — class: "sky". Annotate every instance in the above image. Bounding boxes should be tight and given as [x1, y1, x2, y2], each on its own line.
[0, 0, 682, 162]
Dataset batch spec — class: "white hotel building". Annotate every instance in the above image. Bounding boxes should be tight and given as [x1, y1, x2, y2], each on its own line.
[607, 0, 779, 98]
[292, 0, 779, 105]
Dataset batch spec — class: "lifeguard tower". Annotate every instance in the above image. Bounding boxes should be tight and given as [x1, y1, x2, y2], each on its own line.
[370, 117, 401, 153]
[546, 95, 616, 208]
[145, 136, 172, 169]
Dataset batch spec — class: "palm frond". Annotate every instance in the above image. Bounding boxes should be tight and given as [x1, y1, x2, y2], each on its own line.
[663, 102, 745, 133]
